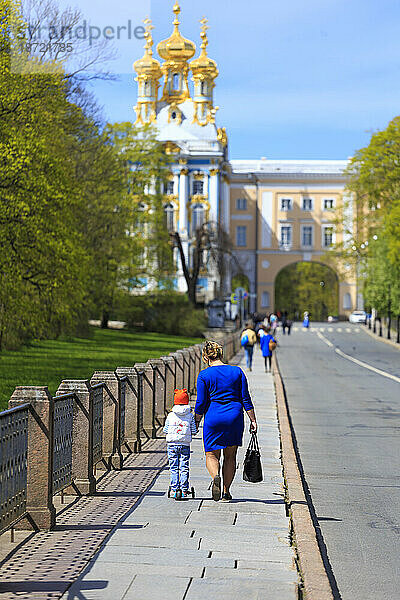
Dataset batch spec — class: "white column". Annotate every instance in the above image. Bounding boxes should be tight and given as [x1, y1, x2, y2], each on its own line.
[177, 167, 189, 293]
[209, 169, 219, 223]
[179, 168, 188, 233]
[221, 176, 230, 234]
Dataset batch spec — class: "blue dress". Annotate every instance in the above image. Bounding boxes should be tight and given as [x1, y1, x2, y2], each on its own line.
[195, 365, 254, 452]
[260, 334, 276, 357]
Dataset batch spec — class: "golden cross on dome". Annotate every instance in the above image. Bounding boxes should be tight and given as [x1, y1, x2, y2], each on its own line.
[200, 17, 209, 33]
[143, 17, 154, 33]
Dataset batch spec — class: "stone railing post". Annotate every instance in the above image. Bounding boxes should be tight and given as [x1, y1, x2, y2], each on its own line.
[56, 380, 96, 495]
[148, 359, 166, 430]
[9, 387, 56, 531]
[134, 363, 156, 439]
[177, 349, 191, 392]
[116, 367, 140, 454]
[160, 356, 176, 412]
[170, 352, 184, 390]
[186, 347, 197, 393]
[90, 372, 123, 470]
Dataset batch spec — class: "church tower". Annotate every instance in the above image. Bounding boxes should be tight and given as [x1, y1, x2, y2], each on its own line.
[190, 18, 219, 126]
[133, 2, 230, 303]
[133, 18, 162, 125]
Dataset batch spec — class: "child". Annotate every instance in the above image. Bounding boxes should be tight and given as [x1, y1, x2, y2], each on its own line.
[163, 389, 197, 499]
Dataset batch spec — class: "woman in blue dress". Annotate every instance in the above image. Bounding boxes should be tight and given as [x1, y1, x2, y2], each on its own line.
[195, 341, 257, 502]
[259, 326, 277, 373]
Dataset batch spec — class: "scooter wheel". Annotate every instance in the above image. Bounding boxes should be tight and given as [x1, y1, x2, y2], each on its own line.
[191, 487, 195, 498]
[167, 486, 171, 498]
[175, 489, 182, 501]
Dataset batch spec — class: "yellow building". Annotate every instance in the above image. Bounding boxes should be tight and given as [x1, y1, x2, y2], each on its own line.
[228, 160, 356, 315]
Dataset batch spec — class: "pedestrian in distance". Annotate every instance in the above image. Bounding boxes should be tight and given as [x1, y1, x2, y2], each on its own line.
[260, 326, 277, 373]
[281, 311, 288, 334]
[303, 311, 310, 329]
[286, 317, 292, 335]
[195, 341, 257, 502]
[240, 321, 257, 371]
[269, 312, 278, 334]
[163, 389, 197, 500]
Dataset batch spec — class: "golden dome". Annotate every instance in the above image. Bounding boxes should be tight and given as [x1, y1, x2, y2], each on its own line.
[157, 3, 196, 62]
[190, 18, 218, 79]
[134, 19, 162, 79]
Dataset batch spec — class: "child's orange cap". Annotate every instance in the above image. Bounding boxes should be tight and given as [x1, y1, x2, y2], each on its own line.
[174, 389, 189, 405]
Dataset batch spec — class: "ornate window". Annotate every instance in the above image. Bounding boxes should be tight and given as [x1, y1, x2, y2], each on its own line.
[323, 198, 335, 210]
[301, 225, 313, 247]
[280, 225, 292, 248]
[280, 198, 292, 211]
[164, 203, 175, 232]
[172, 73, 180, 90]
[193, 179, 204, 195]
[201, 81, 208, 95]
[236, 225, 247, 247]
[192, 204, 205, 234]
[261, 291, 270, 308]
[236, 197, 247, 211]
[144, 81, 151, 95]
[322, 225, 334, 247]
[343, 293, 352, 310]
[164, 180, 174, 195]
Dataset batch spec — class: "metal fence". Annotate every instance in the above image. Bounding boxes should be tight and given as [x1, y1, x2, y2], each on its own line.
[0, 333, 239, 533]
[0, 405, 29, 533]
[92, 384, 104, 466]
[52, 393, 74, 495]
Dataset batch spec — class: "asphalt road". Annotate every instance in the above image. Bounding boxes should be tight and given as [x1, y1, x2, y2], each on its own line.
[276, 322, 400, 600]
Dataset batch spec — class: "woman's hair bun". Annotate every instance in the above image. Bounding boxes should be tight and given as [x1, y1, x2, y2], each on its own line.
[202, 340, 223, 363]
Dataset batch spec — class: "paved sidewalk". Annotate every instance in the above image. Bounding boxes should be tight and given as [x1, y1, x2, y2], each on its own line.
[65, 351, 298, 600]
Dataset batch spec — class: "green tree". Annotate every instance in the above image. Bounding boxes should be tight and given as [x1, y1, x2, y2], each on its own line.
[106, 122, 174, 291]
[275, 262, 338, 321]
[343, 115, 400, 317]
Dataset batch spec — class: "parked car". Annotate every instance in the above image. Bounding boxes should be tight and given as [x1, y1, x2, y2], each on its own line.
[349, 310, 367, 324]
[327, 315, 339, 322]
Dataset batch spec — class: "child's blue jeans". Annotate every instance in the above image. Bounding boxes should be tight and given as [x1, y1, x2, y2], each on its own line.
[167, 444, 190, 491]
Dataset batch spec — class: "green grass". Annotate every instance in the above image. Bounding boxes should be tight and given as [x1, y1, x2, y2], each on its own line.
[0, 328, 202, 411]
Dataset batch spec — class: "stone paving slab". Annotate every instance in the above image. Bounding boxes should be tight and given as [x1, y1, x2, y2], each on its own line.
[62, 351, 298, 600]
[0, 441, 168, 600]
[185, 578, 298, 600]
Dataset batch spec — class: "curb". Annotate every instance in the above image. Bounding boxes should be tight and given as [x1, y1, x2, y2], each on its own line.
[362, 324, 400, 351]
[272, 352, 334, 600]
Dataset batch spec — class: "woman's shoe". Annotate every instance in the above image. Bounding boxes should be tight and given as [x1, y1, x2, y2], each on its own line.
[221, 492, 232, 502]
[212, 475, 221, 502]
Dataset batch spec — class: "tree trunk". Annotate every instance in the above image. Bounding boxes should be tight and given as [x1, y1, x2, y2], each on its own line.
[188, 279, 197, 306]
[101, 310, 109, 329]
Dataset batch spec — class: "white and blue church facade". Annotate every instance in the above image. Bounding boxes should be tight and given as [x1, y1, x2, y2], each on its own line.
[133, 3, 357, 316]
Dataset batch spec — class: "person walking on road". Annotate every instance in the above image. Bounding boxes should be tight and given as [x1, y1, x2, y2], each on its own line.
[195, 341, 257, 502]
[303, 311, 310, 329]
[240, 322, 257, 371]
[260, 327, 277, 373]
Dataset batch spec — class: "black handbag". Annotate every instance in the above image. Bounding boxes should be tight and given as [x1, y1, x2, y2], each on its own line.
[243, 432, 263, 483]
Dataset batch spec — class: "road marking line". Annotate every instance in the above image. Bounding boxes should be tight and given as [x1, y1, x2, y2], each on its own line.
[328, 327, 333, 332]
[355, 328, 360, 332]
[345, 328, 351, 333]
[316, 331, 400, 384]
[337, 327, 342, 332]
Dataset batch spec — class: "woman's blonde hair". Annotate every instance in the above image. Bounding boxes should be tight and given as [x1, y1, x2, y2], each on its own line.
[202, 340, 224, 364]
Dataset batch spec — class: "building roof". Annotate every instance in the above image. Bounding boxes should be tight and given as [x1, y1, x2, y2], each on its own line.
[230, 159, 349, 176]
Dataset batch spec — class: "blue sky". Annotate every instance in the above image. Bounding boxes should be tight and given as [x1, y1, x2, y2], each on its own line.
[59, 0, 400, 159]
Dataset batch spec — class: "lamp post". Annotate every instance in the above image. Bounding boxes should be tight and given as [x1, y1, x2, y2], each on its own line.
[387, 283, 392, 340]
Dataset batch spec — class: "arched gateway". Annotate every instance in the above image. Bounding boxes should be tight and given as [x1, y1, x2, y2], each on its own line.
[274, 261, 339, 321]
